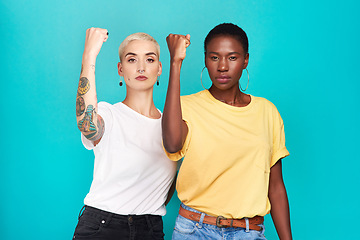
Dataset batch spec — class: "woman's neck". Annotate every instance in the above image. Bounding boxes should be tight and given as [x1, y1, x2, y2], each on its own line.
[122, 88, 160, 119]
[208, 85, 250, 107]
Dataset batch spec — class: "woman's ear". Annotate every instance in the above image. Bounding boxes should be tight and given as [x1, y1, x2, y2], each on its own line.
[244, 53, 249, 69]
[204, 52, 208, 68]
[158, 62, 162, 76]
[117, 62, 123, 76]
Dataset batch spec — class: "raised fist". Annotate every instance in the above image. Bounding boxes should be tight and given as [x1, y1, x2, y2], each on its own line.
[166, 34, 191, 62]
[83, 27, 109, 59]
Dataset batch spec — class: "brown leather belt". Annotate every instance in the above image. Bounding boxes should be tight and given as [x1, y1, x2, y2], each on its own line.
[179, 206, 263, 231]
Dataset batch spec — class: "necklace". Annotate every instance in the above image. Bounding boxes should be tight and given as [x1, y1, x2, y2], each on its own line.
[219, 99, 239, 105]
[218, 93, 242, 106]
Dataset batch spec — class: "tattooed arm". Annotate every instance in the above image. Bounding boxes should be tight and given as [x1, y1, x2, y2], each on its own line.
[76, 28, 108, 145]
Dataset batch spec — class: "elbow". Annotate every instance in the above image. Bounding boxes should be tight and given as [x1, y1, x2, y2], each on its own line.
[163, 136, 183, 153]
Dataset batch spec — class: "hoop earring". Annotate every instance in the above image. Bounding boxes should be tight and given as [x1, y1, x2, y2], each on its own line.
[240, 69, 249, 92]
[200, 67, 207, 90]
[119, 76, 123, 86]
[157, 76, 160, 86]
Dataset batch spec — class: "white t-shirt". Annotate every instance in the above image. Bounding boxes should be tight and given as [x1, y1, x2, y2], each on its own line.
[81, 101, 177, 216]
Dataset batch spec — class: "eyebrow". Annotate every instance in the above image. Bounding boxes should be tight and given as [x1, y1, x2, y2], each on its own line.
[207, 51, 242, 55]
[125, 52, 157, 57]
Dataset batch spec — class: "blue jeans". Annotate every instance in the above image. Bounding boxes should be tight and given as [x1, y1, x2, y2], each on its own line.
[73, 205, 164, 240]
[172, 204, 266, 240]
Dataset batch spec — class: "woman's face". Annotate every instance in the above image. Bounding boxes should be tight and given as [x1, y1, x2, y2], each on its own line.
[205, 35, 249, 91]
[118, 40, 162, 90]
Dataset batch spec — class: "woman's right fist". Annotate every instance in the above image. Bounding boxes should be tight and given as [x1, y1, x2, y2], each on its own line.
[166, 34, 191, 62]
[83, 27, 109, 59]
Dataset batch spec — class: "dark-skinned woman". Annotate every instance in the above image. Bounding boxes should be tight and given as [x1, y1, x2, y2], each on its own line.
[163, 23, 292, 240]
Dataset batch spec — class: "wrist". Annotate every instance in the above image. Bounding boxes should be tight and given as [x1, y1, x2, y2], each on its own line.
[170, 58, 183, 66]
[82, 52, 97, 64]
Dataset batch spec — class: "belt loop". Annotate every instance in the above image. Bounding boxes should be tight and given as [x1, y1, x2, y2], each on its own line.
[198, 213, 205, 228]
[245, 217, 250, 232]
[104, 211, 113, 226]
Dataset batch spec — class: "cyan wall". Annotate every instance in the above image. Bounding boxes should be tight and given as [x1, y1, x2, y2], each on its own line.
[1, 0, 359, 239]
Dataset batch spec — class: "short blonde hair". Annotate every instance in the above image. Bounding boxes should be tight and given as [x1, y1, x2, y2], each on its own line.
[118, 32, 160, 62]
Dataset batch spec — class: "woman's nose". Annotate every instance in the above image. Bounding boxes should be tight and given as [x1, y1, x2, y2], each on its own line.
[137, 61, 145, 73]
[218, 58, 228, 71]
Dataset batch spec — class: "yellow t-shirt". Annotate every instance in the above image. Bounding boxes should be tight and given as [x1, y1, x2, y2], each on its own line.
[166, 90, 289, 218]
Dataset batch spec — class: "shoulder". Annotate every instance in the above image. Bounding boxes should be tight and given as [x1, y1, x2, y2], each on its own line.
[97, 101, 123, 120]
[180, 90, 210, 106]
[98, 101, 112, 109]
[181, 90, 206, 101]
[98, 101, 123, 111]
[252, 96, 279, 111]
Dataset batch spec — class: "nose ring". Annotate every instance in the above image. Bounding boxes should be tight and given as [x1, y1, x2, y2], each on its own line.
[138, 69, 144, 73]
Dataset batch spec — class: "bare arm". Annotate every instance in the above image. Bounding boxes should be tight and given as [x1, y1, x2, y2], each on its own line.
[162, 34, 190, 153]
[268, 160, 292, 240]
[76, 28, 108, 145]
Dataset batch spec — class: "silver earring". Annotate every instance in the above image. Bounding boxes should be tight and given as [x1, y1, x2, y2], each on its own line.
[240, 69, 249, 92]
[119, 76, 123, 86]
[200, 67, 207, 90]
[157, 76, 160, 86]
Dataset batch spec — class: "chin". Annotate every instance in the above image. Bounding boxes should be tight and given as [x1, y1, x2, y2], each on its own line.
[128, 82, 156, 91]
[212, 83, 236, 91]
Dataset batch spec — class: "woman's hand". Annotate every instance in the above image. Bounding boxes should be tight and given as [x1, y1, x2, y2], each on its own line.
[83, 27, 109, 60]
[166, 34, 190, 63]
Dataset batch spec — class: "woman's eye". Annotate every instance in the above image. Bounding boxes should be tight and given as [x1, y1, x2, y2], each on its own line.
[128, 58, 136, 63]
[147, 58, 155, 63]
[229, 56, 237, 61]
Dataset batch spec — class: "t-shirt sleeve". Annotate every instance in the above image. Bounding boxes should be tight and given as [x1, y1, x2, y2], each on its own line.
[81, 101, 113, 150]
[270, 105, 289, 167]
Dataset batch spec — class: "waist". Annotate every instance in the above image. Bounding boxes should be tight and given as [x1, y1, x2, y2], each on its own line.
[179, 204, 263, 231]
[83, 205, 161, 220]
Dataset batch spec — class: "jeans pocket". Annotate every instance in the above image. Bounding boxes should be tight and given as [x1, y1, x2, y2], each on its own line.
[173, 215, 197, 235]
[73, 213, 103, 238]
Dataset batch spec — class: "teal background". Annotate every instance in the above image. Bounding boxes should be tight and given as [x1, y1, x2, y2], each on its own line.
[1, 0, 359, 239]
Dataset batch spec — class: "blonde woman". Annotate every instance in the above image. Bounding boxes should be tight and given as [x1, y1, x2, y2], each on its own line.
[73, 28, 177, 240]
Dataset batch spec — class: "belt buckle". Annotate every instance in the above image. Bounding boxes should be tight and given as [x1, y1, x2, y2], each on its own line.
[216, 215, 226, 228]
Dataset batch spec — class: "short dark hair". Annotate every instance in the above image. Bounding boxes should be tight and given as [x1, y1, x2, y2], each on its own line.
[204, 23, 249, 54]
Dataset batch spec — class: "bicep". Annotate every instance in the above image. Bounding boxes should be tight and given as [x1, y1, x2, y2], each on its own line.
[269, 159, 285, 195]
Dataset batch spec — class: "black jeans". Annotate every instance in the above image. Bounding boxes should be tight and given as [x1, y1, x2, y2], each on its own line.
[73, 206, 165, 240]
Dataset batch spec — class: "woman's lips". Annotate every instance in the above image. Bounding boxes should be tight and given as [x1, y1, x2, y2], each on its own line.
[135, 75, 148, 81]
[216, 76, 230, 83]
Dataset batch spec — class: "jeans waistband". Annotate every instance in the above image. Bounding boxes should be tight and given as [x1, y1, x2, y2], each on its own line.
[79, 205, 161, 221]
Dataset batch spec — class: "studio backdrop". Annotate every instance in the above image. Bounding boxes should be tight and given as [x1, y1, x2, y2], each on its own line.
[1, 0, 359, 239]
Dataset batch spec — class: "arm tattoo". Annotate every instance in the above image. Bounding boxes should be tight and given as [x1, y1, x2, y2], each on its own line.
[77, 77, 90, 96]
[78, 105, 96, 133]
[78, 105, 105, 141]
[91, 115, 105, 141]
[76, 96, 85, 116]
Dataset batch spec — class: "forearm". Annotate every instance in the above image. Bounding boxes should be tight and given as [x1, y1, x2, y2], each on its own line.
[269, 182, 292, 239]
[162, 60, 187, 153]
[76, 54, 104, 141]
